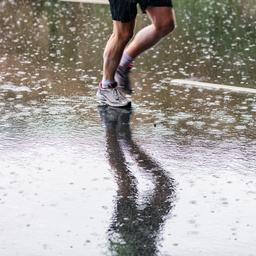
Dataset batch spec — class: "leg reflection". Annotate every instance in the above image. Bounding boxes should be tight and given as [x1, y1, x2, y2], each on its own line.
[98, 106, 175, 256]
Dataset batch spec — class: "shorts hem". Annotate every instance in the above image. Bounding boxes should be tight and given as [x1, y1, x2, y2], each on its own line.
[109, 0, 173, 22]
[111, 16, 137, 23]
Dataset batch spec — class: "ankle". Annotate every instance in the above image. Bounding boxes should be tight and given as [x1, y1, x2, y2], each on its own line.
[101, 80, 117, 89]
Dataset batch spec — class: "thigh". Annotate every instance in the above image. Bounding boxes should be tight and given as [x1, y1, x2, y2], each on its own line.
[146, 6, 176, 29]
[109, 0, 138, 23]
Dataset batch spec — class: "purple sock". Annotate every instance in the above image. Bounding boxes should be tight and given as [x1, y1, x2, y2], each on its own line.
[119, 52, 134, 69]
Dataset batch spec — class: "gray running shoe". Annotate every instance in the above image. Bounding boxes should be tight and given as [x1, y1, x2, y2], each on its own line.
[96, 82, 131, 108]
[115, 65, 133, 95]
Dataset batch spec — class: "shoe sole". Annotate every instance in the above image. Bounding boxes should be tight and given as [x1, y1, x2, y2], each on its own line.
[118, 86, 133, 95]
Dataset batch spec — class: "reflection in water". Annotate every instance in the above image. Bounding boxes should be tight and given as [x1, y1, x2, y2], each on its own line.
[0, 1, 255, 254]
[99, 107, 175, 255]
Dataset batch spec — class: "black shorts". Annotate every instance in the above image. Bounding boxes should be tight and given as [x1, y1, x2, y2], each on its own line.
[109, 0, 173, 23]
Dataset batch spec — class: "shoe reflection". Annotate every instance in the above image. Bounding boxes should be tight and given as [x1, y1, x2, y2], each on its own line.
[98, 106, 176, 256]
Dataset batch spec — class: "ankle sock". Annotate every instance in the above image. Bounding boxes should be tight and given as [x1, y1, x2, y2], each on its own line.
[119, 52, 134, 69]
[101, 80, 115, 89]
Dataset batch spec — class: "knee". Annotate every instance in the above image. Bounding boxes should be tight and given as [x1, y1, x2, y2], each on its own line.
[155, 19, 175, 38]
[113, 29, 134, 44]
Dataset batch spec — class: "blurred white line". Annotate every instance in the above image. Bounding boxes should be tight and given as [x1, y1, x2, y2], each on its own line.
[171, 79, 256, 94]
[60, 0, 109, 4]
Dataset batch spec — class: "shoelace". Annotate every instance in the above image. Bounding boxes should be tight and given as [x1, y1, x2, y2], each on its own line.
[112, 87, 120, 100]
[107, 82, 123, 101]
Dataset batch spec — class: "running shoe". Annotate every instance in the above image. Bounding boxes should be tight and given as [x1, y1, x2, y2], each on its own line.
[115, 65, 133, 95]
[96, 82, 131, 108]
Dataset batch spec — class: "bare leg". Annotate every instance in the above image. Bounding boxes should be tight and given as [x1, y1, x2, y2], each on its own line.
[103, 20, 135, 81]
[125, 7, 176, 59]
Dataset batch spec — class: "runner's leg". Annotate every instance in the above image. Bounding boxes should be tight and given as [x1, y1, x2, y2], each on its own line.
[103, 20, 135, 82]
[125, 7, 175, 59]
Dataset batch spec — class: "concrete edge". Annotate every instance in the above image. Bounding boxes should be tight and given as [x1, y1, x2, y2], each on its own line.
[171, 79, 256, 95]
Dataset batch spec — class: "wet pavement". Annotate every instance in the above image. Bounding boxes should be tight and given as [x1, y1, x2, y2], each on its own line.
[0, 1, 256, 255]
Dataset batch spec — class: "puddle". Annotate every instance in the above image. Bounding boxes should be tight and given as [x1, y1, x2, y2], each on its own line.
[0, 1, 256, 255]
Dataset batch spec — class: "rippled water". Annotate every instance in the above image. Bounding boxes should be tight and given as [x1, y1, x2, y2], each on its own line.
[0, 1, 256, 255]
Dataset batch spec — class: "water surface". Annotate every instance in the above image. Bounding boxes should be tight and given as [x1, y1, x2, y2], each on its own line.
[0, 1, 256, 255]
